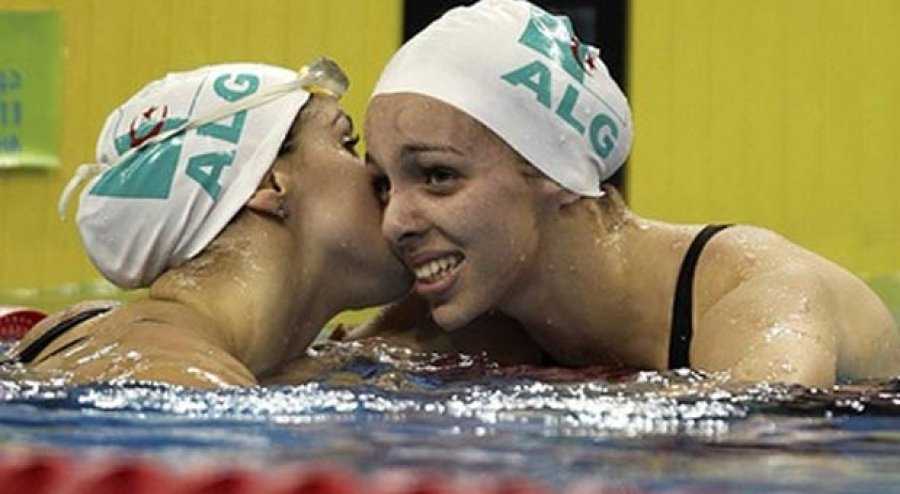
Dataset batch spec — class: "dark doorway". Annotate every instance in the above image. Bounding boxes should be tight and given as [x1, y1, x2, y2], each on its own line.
[402, 0, 630, 195]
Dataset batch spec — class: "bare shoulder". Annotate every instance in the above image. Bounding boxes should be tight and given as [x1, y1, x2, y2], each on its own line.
[22, 304, 256, 388]
[691, 225, 900, 383]
[691, 263, 839, 385]
[705, 225, 892, 321]
[11, 300, 121, 355]
[695, 224, 865, 336]
[700, 225, 798, 273]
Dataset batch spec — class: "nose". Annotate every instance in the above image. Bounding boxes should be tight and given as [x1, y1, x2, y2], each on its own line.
[382, 188, 428, 253]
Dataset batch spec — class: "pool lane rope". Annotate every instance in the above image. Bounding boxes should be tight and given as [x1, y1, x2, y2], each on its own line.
[0, 453, 656, 494]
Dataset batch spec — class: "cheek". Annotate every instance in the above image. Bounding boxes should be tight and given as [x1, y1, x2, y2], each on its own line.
[458, 181, 540, 260]
[341, 173, 385, 237]
[311, 168, 383, 242]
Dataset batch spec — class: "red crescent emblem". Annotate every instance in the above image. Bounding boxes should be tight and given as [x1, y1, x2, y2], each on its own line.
[570, 38, 599, 73]
[129, 105, 168, 148]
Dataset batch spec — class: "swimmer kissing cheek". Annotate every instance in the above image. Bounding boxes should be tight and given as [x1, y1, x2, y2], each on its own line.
[10, 58, 410, 388]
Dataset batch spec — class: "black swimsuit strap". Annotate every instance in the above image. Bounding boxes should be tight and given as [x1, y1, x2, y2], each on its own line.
[14, 307, 111, 364]
[668, 224, 732, 370]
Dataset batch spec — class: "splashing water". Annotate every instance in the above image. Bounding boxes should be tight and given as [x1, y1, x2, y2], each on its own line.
[1, 339, 900, 492]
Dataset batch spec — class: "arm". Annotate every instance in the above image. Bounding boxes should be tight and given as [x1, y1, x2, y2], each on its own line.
[691, 268, 838, 387]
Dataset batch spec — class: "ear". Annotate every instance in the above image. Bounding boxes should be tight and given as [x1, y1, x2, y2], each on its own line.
[554, 188, 580, 209]
[246, 168, 291, 219]
[534, 177, 580, 210]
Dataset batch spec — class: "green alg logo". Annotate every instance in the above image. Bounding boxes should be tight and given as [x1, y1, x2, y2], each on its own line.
[500, 7, 620, 160]
[90, 73, 260, 201]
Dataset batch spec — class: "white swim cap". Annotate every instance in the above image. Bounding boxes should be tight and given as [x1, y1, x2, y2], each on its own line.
[373, 0, 632, 197]
[59, 60, 349, 289]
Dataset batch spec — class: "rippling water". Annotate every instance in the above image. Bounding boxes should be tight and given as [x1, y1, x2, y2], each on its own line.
[2, 339, 900, 493]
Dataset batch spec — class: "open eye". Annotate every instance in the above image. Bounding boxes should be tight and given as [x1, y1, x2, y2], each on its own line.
[372, 174, 391, 205]
[341, 133, 360, 156]
[424, 166, 459, 189]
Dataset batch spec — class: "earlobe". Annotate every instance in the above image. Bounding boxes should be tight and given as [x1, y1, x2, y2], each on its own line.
[246, 170, 290, 219]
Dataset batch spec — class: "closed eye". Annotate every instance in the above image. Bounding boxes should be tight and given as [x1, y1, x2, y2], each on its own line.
[342, 133, 360, 156]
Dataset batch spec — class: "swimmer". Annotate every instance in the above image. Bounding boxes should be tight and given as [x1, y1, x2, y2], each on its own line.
[5, 60, 411, 388]
[359, 0, 900, 387]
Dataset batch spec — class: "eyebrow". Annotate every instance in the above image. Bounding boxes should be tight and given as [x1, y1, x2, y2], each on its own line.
[366, 143, 464, 173]
[402, 143, 463, 156]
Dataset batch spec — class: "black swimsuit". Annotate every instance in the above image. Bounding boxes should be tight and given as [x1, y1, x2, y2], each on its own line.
[668, 224, 732, 369]
[7, 307, 111, 364]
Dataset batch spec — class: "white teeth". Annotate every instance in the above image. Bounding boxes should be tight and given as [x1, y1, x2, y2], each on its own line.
[414, 255, 462, 282]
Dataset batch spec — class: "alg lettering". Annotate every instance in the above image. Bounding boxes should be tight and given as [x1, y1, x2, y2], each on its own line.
[91, 72, 259, 201]
[500, 8, 618, 159]
[187, 73, 259, 199]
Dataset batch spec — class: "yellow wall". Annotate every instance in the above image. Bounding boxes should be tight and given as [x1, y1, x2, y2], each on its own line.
[630, 0, 900, 276]
[4, 0, 898, 291]
[0, 0, 402, 291]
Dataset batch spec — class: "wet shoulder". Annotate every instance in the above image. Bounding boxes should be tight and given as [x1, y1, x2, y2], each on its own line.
[24, 303, 255, 387]
[689, 225, 830, 323]
[692, 224, 892, 335]
[10, 300, 121, 361]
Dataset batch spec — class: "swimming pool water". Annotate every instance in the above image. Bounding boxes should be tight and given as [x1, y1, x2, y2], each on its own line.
[2, 338, 900, 493]
[3, 276, 900, 492]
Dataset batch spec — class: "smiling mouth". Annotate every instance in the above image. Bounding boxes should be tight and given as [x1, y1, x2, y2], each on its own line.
[413, 253, 465, 285]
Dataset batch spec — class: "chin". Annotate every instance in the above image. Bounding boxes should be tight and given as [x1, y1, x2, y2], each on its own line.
[431, 298, 485, 332]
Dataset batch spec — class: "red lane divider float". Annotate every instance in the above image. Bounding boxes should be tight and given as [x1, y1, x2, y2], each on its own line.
[0, 454, 670, 494]
[0, 306, 47, 341]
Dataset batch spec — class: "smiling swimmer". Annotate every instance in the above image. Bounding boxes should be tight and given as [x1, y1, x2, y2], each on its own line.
[6, 59, 411, 388]
[358, 0, 900, 387]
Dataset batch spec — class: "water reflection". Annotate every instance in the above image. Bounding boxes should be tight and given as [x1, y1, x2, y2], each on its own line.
[0, 339, 900, 492]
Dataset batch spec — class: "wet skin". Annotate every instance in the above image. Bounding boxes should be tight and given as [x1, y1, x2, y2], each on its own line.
[12, 95, 412, 388]
[362, 93, 900, 387]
